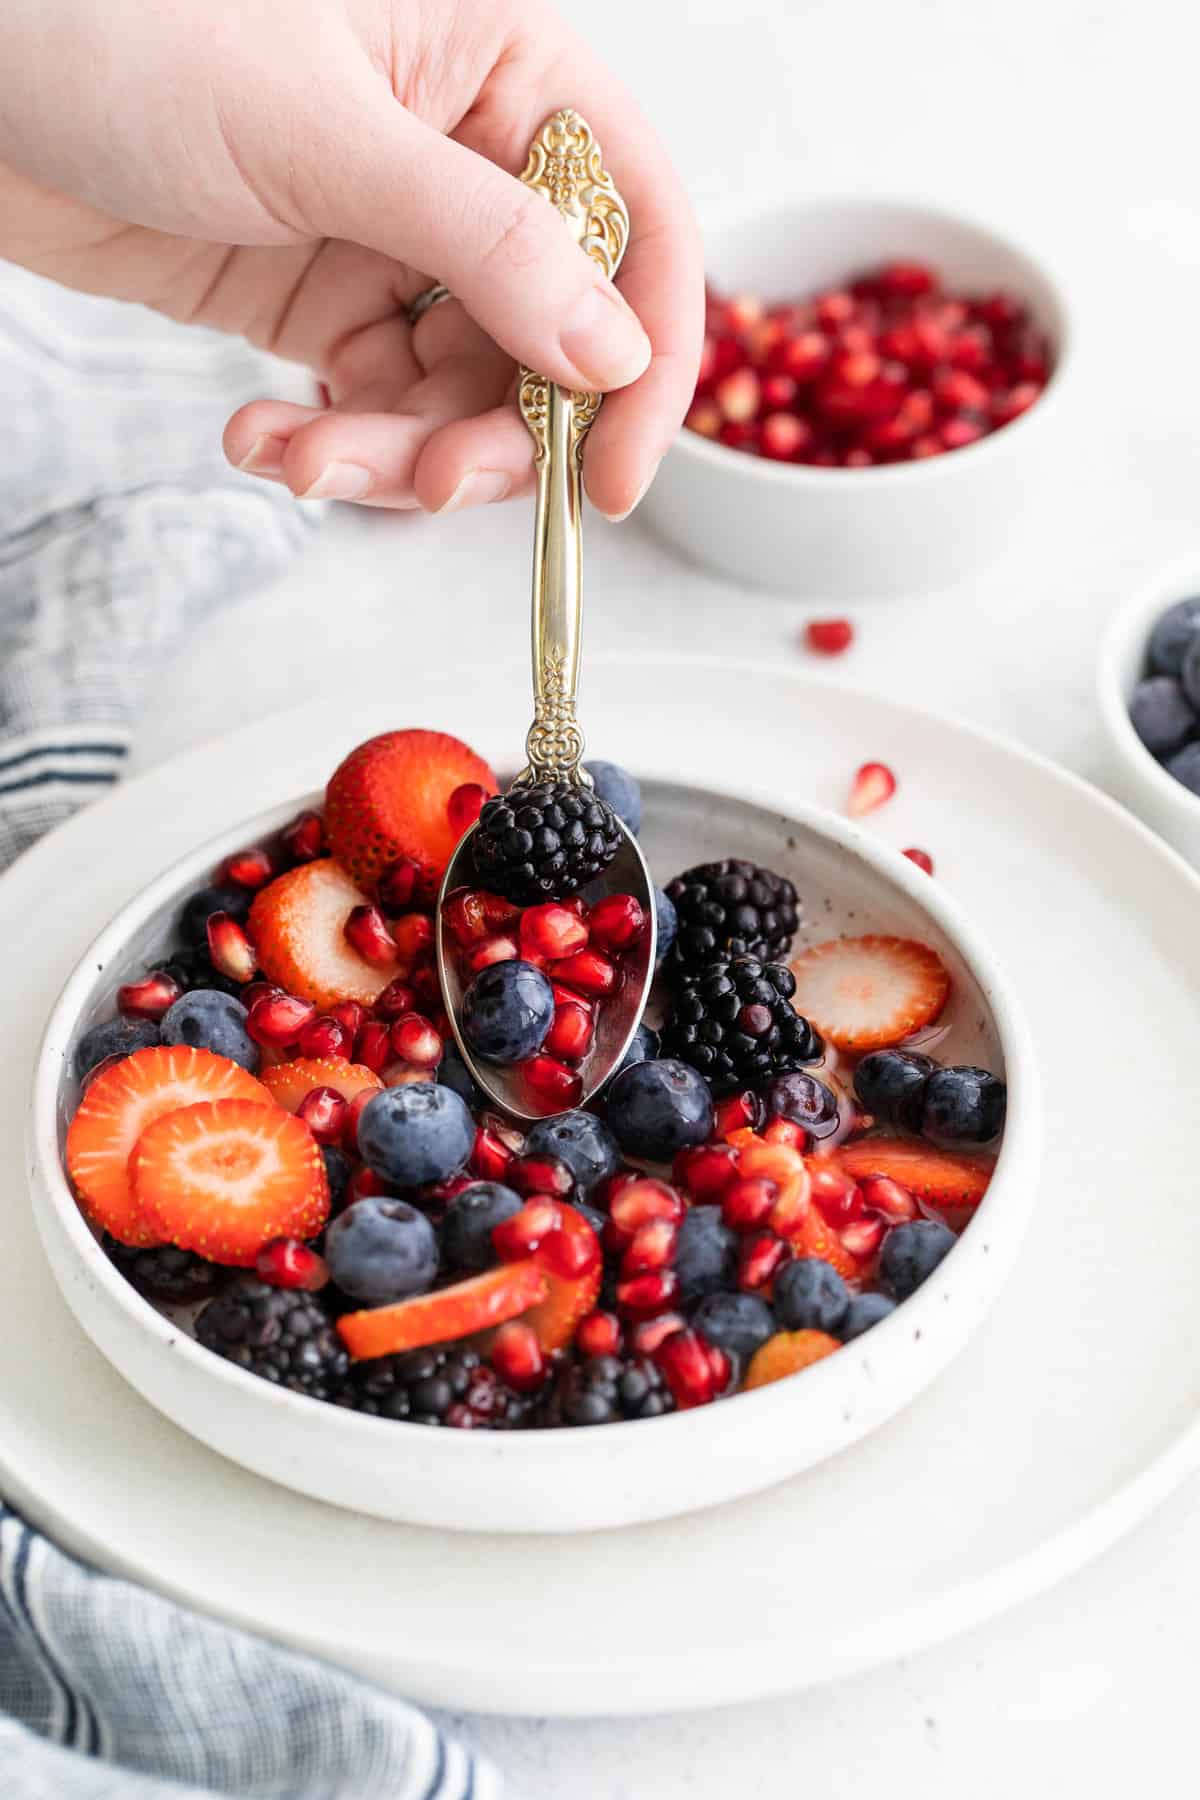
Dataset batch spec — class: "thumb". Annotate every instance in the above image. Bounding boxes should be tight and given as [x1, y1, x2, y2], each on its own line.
[314, 104, 652, 392]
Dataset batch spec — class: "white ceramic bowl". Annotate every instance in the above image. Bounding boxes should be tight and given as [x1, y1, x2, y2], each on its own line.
[640, 197, 1073, 599]
[29, 776, 1039, 1532]
[1098, 556, 1200, 867]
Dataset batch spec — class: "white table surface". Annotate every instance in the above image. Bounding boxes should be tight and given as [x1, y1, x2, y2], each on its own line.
[112, 0, 1199, 1791]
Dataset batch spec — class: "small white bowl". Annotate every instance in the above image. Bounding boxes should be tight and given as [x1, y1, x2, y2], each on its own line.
[29, 777, 1039, 1532]
[640, 196, 1073, 599]
[1098, 556, 1200, 867]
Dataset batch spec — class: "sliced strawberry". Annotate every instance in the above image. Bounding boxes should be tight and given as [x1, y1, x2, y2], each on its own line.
[260, 1055, 384, 1113]
[248, 860, 402, 1009]
[788, 934, 950, 1051]
[338, 1262, 547, 1359]
[66, 1046, 269, 1246]
[785, 1205, 862, 1282]
[133, 1099, 329, 1266]
[493, 1200, 603, 1352]
[325, 728, 498, 896]
[834, 1137, 993, 1211]
[744, 1329, 840, 1390]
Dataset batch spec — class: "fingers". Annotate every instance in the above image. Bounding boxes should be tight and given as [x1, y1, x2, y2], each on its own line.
[413, 400, 535, 513]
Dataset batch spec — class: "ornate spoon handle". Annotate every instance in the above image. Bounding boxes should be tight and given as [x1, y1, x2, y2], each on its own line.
[517, 110, 630, 784]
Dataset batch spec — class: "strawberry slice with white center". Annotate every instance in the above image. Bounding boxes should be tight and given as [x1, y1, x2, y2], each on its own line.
[249, 859, 403, 1009]
[132, 1098, 329, 1266]
[66, 1045, 270, 1246]
[788, 934, 950, 1052]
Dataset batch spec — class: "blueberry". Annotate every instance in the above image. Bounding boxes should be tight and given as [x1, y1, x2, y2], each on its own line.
[325, 1196, 440, 1304]
[611, 1022, 660, 1083]
[879, 1219, 957, 1300]
[606, 1058, 715, 1161]
[1183, 636, 1200, 713]
[524, 1110, 622, 1196]
[317, 1146, 351, 1213]
[179, 883, 251, 947]
[461, 959, 555, 1064]
[441, 1182, 523, 1273]
[774, 1258, 850, 1334]
[761, 1071, 840, 1139]
[1129, 676, 1197, 755]
[438, 1043, 483, 1110]
[74, 1015, 160, 1079]
[1148, 595, 1200, 677]
[568, 1200, 607, 1238]
[691, 1290, 775, 1359]
[583, 760, 642, 834]
[840, 1293, 897, 1339]
[358, 1082, 474, 1188]
[920, 1066, 1006, 1144]
[673, 1204, 737, 1303]
[852, 1049, 933, 1130]
[653, 888, 678, 965]
[1165, 740, 1200, 795]
[160, 988, 258, 1071]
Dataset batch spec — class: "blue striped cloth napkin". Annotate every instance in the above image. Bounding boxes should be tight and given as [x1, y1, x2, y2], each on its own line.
[0, 266, 501, 1798]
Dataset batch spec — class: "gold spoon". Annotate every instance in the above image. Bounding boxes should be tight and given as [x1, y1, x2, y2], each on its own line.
[436, 108, 656, 1122]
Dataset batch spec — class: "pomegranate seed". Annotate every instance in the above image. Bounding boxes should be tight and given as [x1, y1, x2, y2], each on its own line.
[940, 416, 986, 450]
[447, 783, 488, 838]
[388, 1012, 442, 1067]
[523, 1054, 582, 1108]
[805, 617, 855, 656]
[409, 964, 442, 1016]
[858, 1174, 920, 1221]
[544, 1001, 594, 1063]
[469, 1126, 515, 1183]
[685, 400, 722, 438]
[545, 949, 616, 997]
[376, 856, 425, 915]
[247, 993, 316, 1050]
[296, 1085, 349, 1145]
[241, 980, 283, 1011]
[329, 999, 366, 1038]
[489, 1321, 546, 1392]
[816, 290, 856, 329]
[776, 330, 829, 383]
[587, 893, 647, 954]
[768, 1178, 811, 1237]
[298, 1014, 353, 1061]
[421, 1172, 474, 1204]
[220, 846, 274, 890]
[550, 981, 592, 1016]
[606, 1179, 686, 1251]
[541, 1219, 602, 1279]
[353, 1019, 392, 1074]
[842, 448, 874, 468]
[117, 971, 182, 1021]
[672, 1143, 739, 1201]
[719, 420, 759, 452]
[622, 1217, 679, 1276]
[630, 1313, 687, 1356]
[346, 1165, 389, 1204]
[747, 316, 787, 364]
[464, 934, 520, 974]
[992, 381, 1042, 425]
[934, 368, 989, 415]
[341, 1089, 376, 1156]
[206, 912, 257, 983]
[903, 846, 935, 875]
[948, 326, 991, 373]
[616, 1269, 681, 1318]
[279, 810, 325, 864]
[391, 913, 434, 970]
[255, 1239, 329, 1291]
[760, 412, 807, 461]
[508, 1153, 574, 1199]
[373, 979, 416, 1021]
[761, 372, 798, 410]
[520, 902, 589, 961]
[847, 760, 897, 818]
[715, 367, 760, 423]
[576, 1310, 623, 1358]
[809, 1164, 866, 1224]
[705, 1341, 735, 1396]
[492, 1197, 566, 1264]
[713, 1091, 764, 1139]
[722, 1177, 779, 1234]
[442, 888, 490, 945]
[763, 1118, 808, 1151]
[879, 261, 936, 298]
[909, 434, 943, 459]
[592, 1169, 639, 1212]
[841, 1216, 886, 1260]
[977, 291, 1024, 329]
[739, 1231, 791, 1292]
[344, 905, 398, 968]
[655, 1328, 720, 1408]
[724, 292, 764, 336]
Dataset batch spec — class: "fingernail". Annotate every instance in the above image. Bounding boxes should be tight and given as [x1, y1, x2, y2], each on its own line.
[438, 470, 511, 513]
[560, 286, 652, 389]
[238, 433, 288, 476]
[599, 463, 659, 524]
[298, 461, 372, 501]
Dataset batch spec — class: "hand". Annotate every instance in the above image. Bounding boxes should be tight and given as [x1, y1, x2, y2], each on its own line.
[0, 0, 702, 518]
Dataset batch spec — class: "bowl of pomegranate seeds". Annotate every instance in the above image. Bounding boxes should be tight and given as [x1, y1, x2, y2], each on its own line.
[641, 198, 1070, 597]
[30, 729, 1038, 1532]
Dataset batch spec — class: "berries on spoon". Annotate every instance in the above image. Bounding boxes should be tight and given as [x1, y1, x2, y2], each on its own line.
[472, 780, 622, 903]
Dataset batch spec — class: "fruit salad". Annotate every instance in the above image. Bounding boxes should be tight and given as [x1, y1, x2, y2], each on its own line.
[63, 728, 1007, 1429]
[1128, 595, 1200, 796]
[691, 261, 1052, 467]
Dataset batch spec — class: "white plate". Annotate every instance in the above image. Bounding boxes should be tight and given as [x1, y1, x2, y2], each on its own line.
[2, 656, 1198, 1715]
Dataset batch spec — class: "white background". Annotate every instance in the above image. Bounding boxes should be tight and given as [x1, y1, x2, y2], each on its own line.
[123, 0, 1200, 1793]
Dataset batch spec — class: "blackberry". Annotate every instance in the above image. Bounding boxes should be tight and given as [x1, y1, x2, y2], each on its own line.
[664, 859, 799, 974]
[539, 1353, 674, 1426]
[336, 1345, 526, 1428]
[472, 780, 622, 903]
[661, 954, 822, 1096]
[158, 946, 243, 999]
[195, 1279, 349, 1400]
[105, 1237, 224, 1305]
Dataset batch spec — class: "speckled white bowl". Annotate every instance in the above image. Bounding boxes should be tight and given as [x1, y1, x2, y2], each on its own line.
[29, 776, 1038, 1532]
[1098, 556, 1200, 868]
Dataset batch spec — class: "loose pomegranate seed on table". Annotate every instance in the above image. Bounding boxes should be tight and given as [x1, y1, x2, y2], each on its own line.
[903, 847, 936, 875]
[805, 618, 855, 656]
